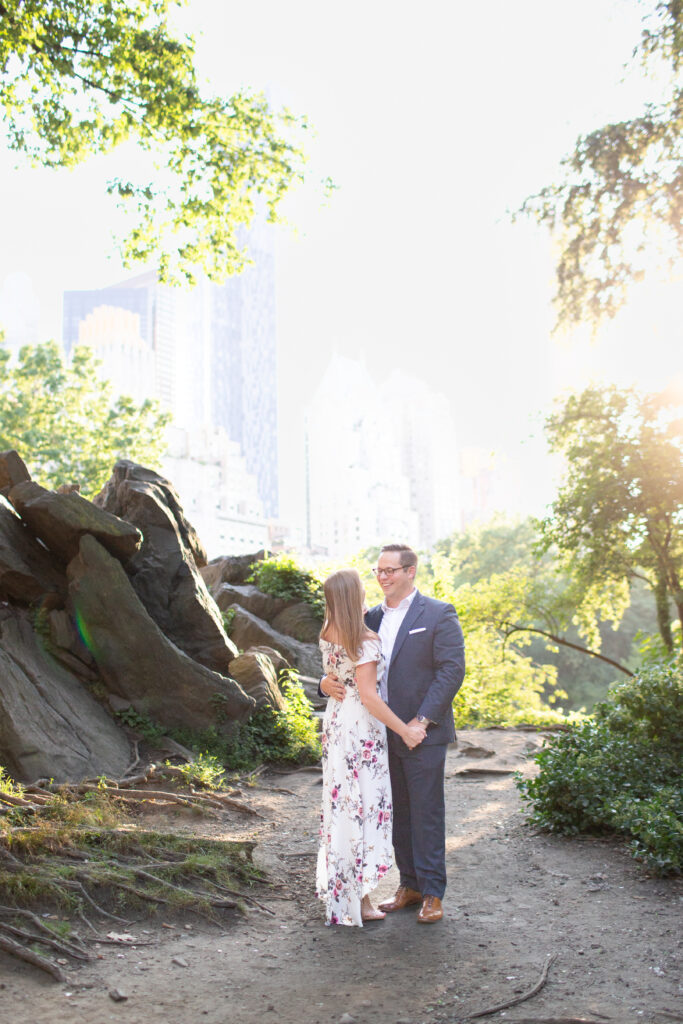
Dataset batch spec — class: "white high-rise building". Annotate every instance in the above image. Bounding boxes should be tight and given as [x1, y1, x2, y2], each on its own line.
[305, 357, 460, 557]
[63, 232, 279, 519]
[380, 371, 460, 548]
[305, 356, 419, 558]
[62, 227, 278, 557]
[164, 425, 268, 555]
[0, 272, 40, 353]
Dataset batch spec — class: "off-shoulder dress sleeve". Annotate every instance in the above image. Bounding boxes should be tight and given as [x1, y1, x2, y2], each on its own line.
[356, 637, 382, 665]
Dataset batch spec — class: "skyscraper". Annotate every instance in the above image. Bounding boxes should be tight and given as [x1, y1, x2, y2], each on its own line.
[380, 370, 460, 547]
[62, 224, 279, 518]
[304, 357, 459, 556]
[305, 355, 419, 557]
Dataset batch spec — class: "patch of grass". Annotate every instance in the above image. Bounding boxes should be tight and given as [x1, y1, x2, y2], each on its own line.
[0, 765, 25, 800]
[1, 787, 264, 920]
[169, 752, 226, 789]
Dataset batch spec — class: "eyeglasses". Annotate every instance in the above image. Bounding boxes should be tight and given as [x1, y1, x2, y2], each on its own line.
[372, 566, 407, 578]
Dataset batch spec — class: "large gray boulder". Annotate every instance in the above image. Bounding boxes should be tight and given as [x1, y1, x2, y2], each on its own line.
[271, 601, 322, 643]
[0, 606, 130, 783]
[0, 502, 66, 604]
[9, 480, 142, 564]
[0, 450, 31, 496]
[215, 582, 291, 622]
[66, 534, 254, 733]
[93, 461, 237, 675]
[95, 460, 207, 567]
[228, 604, 323, 679]
[200, 551, 265, 594]
[228, 651, 286, 711]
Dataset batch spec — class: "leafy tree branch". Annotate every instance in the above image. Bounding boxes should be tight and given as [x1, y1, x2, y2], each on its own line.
[519, 0, 682, 328]
[0, 340, 170, 495]
[0, 0, 310, 281]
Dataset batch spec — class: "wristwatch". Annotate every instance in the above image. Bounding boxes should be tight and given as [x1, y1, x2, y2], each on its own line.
[416, 714, 433, 726]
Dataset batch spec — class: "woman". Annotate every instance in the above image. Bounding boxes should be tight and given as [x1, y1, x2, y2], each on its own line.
[316, 568, 425, 926]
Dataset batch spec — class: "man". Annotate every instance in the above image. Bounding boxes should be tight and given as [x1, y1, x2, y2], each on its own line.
[321, 543, 465, 923]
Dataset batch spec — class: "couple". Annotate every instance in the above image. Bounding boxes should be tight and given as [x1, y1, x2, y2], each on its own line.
[316, 543, 466, 927]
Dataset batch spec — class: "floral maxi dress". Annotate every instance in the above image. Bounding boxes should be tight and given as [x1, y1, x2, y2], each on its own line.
[316, 637, 393, 926]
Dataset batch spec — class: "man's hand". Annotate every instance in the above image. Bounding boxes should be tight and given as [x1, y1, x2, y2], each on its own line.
[321, 673, 345, 701]
[402, 722, 427, 749]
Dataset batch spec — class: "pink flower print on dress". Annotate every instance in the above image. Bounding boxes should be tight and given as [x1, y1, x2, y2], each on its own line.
[316, 636, 392, 926]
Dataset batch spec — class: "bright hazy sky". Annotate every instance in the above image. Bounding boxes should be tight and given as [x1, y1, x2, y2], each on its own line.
[0, 0, 681, 525]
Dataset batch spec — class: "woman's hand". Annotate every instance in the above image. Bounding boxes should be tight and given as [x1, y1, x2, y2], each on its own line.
[402, 722, 427, 749]
[321, 673, 345, 701]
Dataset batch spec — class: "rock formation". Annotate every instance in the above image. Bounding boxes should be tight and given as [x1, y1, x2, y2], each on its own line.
[67, 534, 253, 733]
[93, 461, 237, 675]
[0, 606, 130, 783]
[0, 451, 325, 785]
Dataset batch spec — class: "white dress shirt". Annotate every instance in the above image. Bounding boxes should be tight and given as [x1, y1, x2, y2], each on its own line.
[377, 588, 418, 701]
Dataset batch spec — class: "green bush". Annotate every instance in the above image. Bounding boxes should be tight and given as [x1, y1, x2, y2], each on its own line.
[594, 659, 683, 748]
[248, 554, 324, 617]
[172, 671, 321, 772]
[229, 670, 321, 770]
[517, 660, 682, 874]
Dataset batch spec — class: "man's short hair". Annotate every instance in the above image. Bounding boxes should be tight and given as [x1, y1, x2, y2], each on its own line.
[380, 543, 418, 568]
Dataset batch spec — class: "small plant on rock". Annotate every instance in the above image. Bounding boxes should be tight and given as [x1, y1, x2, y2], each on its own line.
[247, 554, 324, 617]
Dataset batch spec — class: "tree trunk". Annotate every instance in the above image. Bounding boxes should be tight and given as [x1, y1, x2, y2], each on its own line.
[654, 572, 674, 653]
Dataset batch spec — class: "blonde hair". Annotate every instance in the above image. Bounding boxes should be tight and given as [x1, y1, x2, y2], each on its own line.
[320, 568, 377, 662]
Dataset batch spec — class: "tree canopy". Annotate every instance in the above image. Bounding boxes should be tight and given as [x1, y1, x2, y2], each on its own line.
[0, 340, 170, 495]
[520, 0, 682, 328]
[539, 383, 683, 651]
[0, 0, 309, 281]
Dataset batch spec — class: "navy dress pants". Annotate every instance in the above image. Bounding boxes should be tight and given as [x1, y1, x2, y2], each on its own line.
[388, 742, 448, 899]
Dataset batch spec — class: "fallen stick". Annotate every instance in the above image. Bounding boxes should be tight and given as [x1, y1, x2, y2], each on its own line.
[0, 932, 66, 982]
[464, 953, 557, 1020]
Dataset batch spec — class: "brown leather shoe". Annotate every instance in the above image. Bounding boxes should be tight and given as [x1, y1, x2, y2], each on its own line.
[378, 885, 422, 913]
[417, 895, 443, 923]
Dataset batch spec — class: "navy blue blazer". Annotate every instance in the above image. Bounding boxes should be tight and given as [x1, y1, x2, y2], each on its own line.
[365, 590, 466, 753]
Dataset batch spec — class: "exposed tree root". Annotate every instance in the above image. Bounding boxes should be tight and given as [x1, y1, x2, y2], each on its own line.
[0, 932, 67, 982]
[0, 801, 267, 981]
[0, 920, 90, 961]
[0, 767, 270, 981]
[37, 765, 263, 817]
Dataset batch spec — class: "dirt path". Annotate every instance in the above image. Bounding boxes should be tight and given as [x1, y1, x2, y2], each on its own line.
[1, 729, 680, 1024]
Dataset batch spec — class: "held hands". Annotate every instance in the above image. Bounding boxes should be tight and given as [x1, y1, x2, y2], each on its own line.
[402, 720, 427, 749]
[321, 673, 345, 701]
